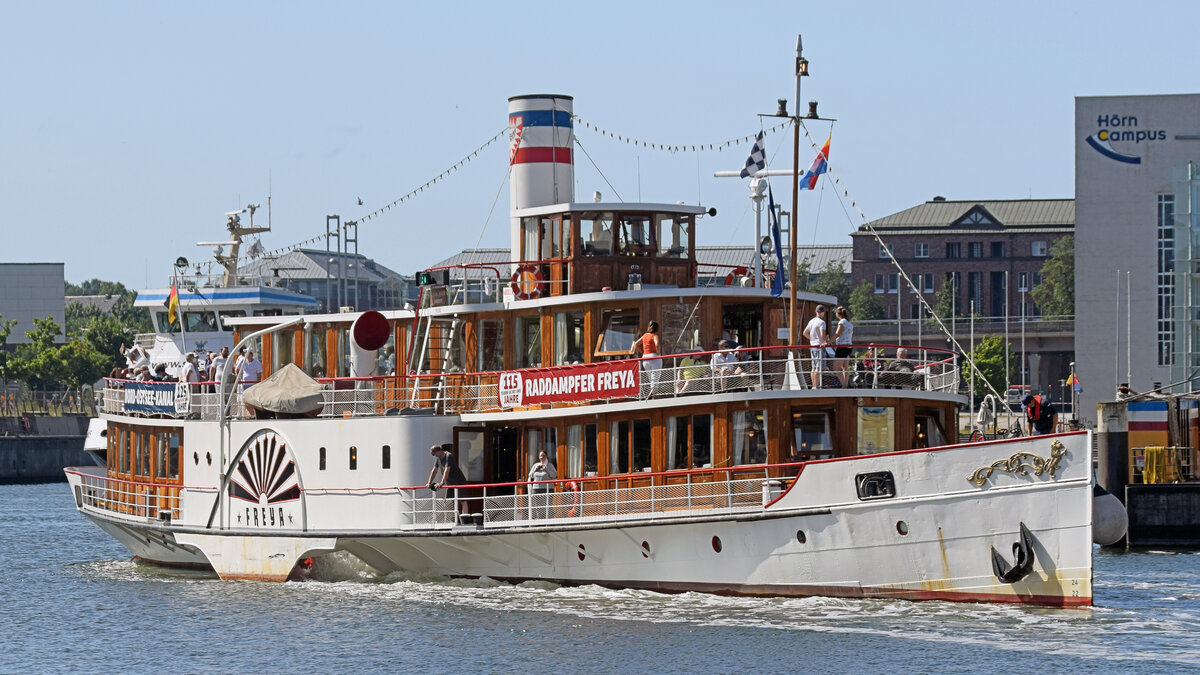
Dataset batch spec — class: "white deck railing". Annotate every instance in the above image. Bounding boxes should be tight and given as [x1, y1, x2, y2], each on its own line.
[67, 466, 789, 531]
[100, 345, 960, 421]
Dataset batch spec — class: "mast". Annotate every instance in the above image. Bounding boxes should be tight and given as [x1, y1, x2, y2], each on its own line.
[789, 35, 806, 345]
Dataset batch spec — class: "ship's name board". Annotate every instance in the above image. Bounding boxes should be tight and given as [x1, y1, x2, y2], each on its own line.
[123, 381, 191, 414]
[498, 361, 640, 408]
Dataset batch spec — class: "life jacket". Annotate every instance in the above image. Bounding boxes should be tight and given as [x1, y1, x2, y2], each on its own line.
[1026, 396, 1043, 422]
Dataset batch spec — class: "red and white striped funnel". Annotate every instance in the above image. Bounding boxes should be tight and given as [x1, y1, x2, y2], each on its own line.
[508, 95, 574, 260]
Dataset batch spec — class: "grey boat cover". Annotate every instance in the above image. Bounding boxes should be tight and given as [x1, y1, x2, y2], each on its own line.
[242, 363, 326, 414]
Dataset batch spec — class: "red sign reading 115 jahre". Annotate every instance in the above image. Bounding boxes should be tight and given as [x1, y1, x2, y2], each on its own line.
[498, 360, 640, 408]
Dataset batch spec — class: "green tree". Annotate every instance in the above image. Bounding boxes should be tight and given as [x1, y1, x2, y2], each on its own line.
[65, 278, 132, 296]
[810, 261, 850, 306]
[1031, 235, 1074, 317]
[56, 339, 110, 389]
[81, 315, 131, 376]
[13, 317, 69, 390]
[848, 280, 885, 320]
[0, 313, 17, 385]
[967, 335, 1014, 398]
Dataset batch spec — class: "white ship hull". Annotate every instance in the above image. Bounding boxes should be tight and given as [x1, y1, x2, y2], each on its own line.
[68, 431, 1093, 606]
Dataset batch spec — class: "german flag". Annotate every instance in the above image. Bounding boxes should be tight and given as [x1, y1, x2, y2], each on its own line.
[166, 285, 179, 326]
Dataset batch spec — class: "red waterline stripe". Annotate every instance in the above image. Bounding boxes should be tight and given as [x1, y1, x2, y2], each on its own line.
[512, 147, 573, 165]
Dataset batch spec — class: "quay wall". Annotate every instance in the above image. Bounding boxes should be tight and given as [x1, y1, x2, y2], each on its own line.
[0, 415, 91, 483]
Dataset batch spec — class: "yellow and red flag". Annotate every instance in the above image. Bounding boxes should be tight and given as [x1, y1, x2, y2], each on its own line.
[166, 285, 179, 325]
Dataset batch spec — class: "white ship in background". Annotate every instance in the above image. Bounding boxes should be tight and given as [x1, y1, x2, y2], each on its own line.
[66, 90, 1103, 607]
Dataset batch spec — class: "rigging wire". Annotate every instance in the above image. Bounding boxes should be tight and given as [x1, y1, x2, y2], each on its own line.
[794, 118, 1007, 403]
[574, 136, 623, 202]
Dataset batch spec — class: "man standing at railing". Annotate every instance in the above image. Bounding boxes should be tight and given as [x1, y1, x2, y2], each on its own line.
[180, 353, 200, 386]
[428, 443, 469, 522]
[803, 305, 829, 388]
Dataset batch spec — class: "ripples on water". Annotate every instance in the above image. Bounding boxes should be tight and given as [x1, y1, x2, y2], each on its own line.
[3, 483, 1199, 673]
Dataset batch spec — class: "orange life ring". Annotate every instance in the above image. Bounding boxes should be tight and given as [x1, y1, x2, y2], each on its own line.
[724, 266, 748, 286]
[510, 264, 547, 300]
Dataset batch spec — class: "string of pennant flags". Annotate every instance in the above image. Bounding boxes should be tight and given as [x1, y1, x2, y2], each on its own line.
[250, 128, 509, 261]
[571, 115, 790, 153]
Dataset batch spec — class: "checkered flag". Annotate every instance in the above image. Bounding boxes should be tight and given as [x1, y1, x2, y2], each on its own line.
[739, 131, 767, 178]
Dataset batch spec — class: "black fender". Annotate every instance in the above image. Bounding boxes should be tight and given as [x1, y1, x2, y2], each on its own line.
[991, 522, 1036, 584]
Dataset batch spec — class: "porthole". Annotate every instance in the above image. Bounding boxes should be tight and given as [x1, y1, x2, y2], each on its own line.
[349, 445, 357, 471]
[577, 544, 587, 562]
[712, 535, 723, 553]
[796, 530, 807, 544]
[319, 447, 326, 471]
[193, 451, 199, 465]
[205, 452, 212, 466]
[896, 521, 909, 536]
[641, 540, 651, 558]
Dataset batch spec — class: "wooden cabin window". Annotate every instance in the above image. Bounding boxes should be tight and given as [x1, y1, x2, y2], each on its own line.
[655, 215, 690, 258]
[667, 414, 712, 470]
[792, 410, 835, 461]
[307, 327, 328, 378]
[516, 315, 542, 368]
[554, 311, 586, 365]
[477, 319, 504, 371]
[135, 430, 152, 477]
[732, 409, 768, 465]
[272, 329, 294, 373]
[156, 431, 181, 479]
[610, 418, 652, 474]
[565, 423, 598, 477]
[117, 426, 130, 474]
[526, 427, 557, 476]
[857, 406, 896, 454]
[594, 309, 640, 358]
[521, 216, 554, 262]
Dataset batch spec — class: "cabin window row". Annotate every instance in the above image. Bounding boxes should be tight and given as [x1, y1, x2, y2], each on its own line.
[109, 425, 181, 481]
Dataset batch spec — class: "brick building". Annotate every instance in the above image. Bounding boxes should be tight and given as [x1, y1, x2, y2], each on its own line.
[851, 198, 1074, 321]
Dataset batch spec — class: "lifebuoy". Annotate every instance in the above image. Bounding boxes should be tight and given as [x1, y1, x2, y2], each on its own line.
[565, 480, 580, 517]
[510, 264, 547, 300]
[724, 266, 748, 286]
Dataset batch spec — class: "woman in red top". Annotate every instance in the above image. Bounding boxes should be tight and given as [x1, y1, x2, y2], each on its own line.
[633, 321, 663, 393]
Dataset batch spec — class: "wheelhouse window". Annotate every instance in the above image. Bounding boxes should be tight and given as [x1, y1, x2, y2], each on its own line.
[616, 214, 653, 256]
[732, 409, 767, 465]
[477, 318, 504, 371]
[857, 406, 895, 454]
[184, 311, 218, 333]
[218, 310, 245, 331]
[792, 410, 834, 461]
[667, 414, 712, 470]
[655, 214, 691, 258]
[515, 315, 542, 368]
[611, 418, 652, 474]
[594, 309, 639, 358]
[554, 311, 586, 365]
[580, 212, 614, 256]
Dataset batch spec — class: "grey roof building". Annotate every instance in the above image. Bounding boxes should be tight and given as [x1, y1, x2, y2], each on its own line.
[238, 249, 416, 312]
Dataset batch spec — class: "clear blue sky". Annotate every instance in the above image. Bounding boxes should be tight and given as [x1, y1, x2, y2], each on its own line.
[2, 1, 1196, 290]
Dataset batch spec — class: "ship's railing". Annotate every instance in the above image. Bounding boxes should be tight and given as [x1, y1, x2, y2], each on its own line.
[98, 344, 960, 420]
[67, 464, 792, 531]
[66, 467, 182, 523]
[419, 258, 571, 305]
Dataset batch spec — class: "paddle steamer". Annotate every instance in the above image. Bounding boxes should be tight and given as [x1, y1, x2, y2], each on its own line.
[66, 95, 1095, 606]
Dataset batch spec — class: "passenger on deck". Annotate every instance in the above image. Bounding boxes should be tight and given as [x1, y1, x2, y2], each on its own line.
[676, 354, 708, 394]
[428, 443, 469, 519]
[633, 321, 663, 394]
[527, 450, 557, 519]
[711, 340, 745, 391]
[882, 348, 917, 388]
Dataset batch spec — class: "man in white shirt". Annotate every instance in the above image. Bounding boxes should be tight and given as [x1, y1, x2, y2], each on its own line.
[803, 304, 829, 388]
[240, 349, 263, 384]
[179, 352, 200, 385]
[210, 345, 229, 383]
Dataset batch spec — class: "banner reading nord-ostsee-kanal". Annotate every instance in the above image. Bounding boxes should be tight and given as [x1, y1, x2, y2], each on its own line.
[498, 361, 640, 408]
[123, 381, 190, 414]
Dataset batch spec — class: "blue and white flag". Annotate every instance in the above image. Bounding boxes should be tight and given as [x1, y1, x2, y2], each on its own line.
[768, 185, 786, 297]
[740, 131, 767, 178]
